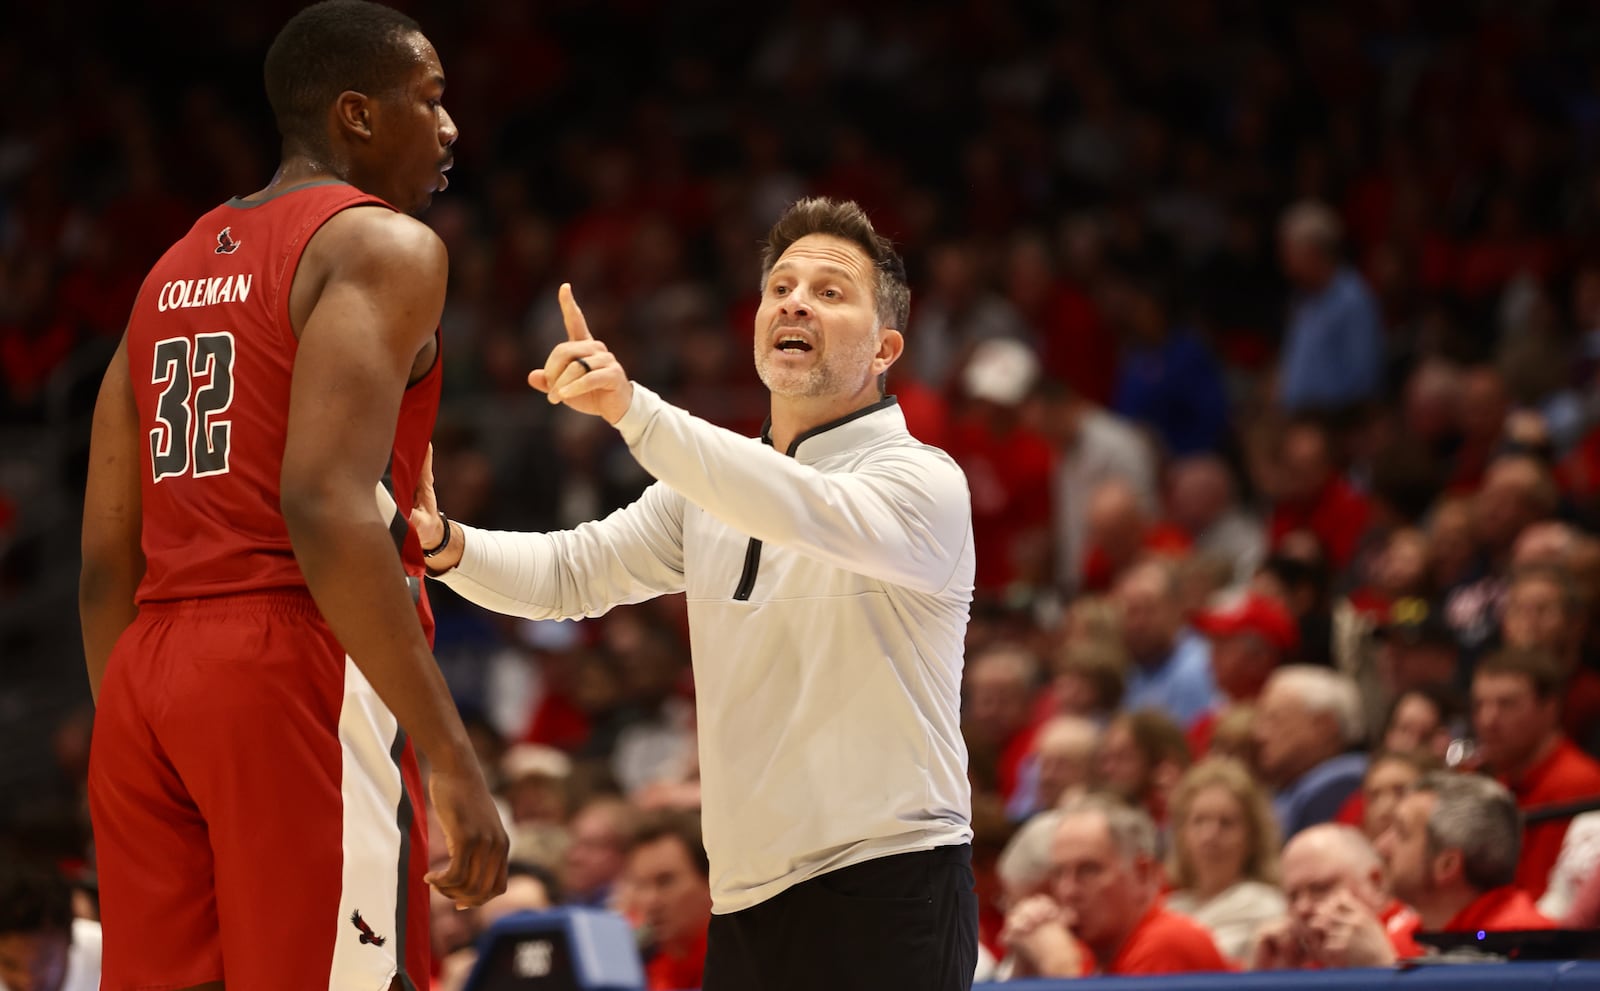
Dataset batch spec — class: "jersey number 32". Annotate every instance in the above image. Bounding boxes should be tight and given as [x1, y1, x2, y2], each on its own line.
[150, 332, 235, 482]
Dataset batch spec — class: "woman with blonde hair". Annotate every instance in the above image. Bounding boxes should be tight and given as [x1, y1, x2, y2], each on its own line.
[1163, 758, 1287, 961]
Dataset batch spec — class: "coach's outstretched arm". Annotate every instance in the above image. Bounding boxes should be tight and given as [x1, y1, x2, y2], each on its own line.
[80, 335, 144, 703]
[281, 207, 506, 909]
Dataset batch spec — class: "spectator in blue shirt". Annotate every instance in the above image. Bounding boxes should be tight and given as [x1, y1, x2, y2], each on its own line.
[1113, 560, 1220, 729]
[1108, 265, 1231, 457]
[1276, 201, 1386, 414]
[1253, 665, 1369, 840]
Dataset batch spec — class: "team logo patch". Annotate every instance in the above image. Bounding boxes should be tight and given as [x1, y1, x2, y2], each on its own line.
[214, 227, 241, 254]
[350, 909, 387, 947]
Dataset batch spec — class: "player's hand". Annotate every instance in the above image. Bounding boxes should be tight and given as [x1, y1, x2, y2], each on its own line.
[423, 763, 509, 909]
[528, 283, 634, 424]
[1308, 889, 1396, 968]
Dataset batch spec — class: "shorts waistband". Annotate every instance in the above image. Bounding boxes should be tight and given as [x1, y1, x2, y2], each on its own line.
[138, 588, 322, 619]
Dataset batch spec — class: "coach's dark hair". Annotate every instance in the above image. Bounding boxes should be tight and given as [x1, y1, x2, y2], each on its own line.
[0, 854, 73, 935]
[628, 809, 710, 880]
[761, 197, 910, 333]
[264, 0, 423, 152]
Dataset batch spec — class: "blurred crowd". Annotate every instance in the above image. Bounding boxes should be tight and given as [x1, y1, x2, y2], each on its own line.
[9, 0, 1600, 987]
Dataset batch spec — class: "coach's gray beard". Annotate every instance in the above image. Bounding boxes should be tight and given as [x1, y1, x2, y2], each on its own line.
[754, 331, 879, 399]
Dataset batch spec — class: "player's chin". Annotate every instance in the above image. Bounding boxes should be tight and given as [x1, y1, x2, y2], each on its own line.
[405, 191, 436, 217]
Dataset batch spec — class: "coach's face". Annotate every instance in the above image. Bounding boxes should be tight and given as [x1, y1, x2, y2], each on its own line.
[754, 234, 900, 405]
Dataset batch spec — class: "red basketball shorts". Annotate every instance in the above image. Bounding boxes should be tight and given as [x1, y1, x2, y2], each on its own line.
[88, 590, 430, 990]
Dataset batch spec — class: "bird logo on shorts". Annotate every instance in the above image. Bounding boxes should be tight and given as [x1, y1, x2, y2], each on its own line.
[214, 227, 242, 255]
[350, 910, 387, 947]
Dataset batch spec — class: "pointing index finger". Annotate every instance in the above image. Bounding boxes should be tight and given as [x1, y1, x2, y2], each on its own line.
[558, 282, 593, 342]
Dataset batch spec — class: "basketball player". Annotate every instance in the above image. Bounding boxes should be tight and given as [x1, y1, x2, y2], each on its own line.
[416, 198, 979, 990]
[78, 3, 506, 988]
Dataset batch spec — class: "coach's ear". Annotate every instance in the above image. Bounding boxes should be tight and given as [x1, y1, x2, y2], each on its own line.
[873, 328, 904, 379]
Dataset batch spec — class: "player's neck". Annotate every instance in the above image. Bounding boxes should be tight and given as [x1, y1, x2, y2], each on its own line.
[251, 157, 349, 200]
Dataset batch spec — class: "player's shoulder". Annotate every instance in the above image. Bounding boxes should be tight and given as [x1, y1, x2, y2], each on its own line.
[313, 205, 446, 271]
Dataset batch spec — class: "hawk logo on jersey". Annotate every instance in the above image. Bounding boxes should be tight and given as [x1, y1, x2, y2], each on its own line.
[214, 227, 242, 255]
[350, 910, 387, 947]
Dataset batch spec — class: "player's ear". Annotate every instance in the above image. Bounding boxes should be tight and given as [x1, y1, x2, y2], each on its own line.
[336, 91, 373, 140]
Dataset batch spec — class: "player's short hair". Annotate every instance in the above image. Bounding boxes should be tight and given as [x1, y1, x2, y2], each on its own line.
[628, 809, 710, 880]
[0, 855, 73, 935]
[760, 197, 911, 334]
[264, 0, 424, 151]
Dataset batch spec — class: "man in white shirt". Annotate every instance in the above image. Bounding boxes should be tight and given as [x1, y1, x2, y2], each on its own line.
[1036, 383, 1158, 594]
[0, 858, 101, 991]
[414, 197, 978, 990]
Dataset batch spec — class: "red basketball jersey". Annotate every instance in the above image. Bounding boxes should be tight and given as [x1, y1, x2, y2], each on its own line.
[125, 182, 441, 636]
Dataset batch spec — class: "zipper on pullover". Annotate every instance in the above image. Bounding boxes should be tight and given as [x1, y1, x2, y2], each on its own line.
[733, 538, 763, 600]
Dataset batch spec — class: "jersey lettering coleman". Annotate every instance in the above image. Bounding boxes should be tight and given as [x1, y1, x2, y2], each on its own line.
[126, 183, 441, 638]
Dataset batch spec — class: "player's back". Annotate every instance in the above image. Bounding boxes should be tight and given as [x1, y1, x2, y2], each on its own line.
[126, 182, 412, 603]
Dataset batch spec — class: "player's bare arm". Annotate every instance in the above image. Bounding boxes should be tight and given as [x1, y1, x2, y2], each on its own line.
[282, 205, 506, 907]
[79, 334, 144, 702]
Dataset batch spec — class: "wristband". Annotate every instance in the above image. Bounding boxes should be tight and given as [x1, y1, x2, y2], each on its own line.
[422, 512, 451, 558]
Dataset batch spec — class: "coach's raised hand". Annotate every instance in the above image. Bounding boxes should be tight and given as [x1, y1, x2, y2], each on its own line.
[529, 283, 634, 424]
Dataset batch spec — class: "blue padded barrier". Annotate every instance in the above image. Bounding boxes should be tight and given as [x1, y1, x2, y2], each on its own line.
[463, 907, 646, 991]
[977, 961, 1600, 991]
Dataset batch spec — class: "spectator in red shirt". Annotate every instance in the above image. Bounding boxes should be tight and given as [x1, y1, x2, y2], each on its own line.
[1188, 590, 1299, 757]
[1441, 366, 1511, 496]
[625, 810, 712, 991]
[1250, 823, 1416, 970]
[1007, 715, 1102, 822]
[945, 337, 1056, 598]
[1359, 749, 1440, 843]
[1096, 710, 1193, 827]
[1444, 454, 1561, 655]
[561, 797, 637, 910]
[1499, 564, 1600, 750]
[1000, 794, 1231, 977]
[1080, 478, 1193, 593]
[1266, 418, 1373, 573]
[1379, 686, 1462, 763]
[1377, 772, 1556, 940]
[963, 644, 1044, 803]
[1472, 648, 1600, 900]
[1335, 695, 1458, 833]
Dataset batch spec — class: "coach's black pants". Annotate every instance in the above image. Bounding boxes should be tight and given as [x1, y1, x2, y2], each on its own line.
[701, 843, 978, 991]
